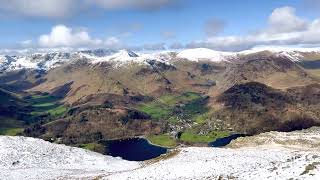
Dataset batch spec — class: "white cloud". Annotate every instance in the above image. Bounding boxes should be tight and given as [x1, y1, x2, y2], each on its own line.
[38, 25, 102, 48]
[36, 25, 129, 50]
[267, 6, 307, 33]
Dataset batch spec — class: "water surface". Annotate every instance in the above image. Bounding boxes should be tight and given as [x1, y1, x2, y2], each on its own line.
[209, 134, 246, 147]
[103, 138, 167, 161]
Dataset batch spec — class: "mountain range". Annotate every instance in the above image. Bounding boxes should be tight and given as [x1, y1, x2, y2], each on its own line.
[0, 47, 320, 150]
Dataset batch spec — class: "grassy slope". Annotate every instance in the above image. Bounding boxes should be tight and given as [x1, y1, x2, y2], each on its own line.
[0, 128, 24, 136]
[28, 94, 67, 117]
[0, 116, 25, 136]
[78, 143, 105, 154]
[180, 130, 230, 143]
[147, 134, 177, 148]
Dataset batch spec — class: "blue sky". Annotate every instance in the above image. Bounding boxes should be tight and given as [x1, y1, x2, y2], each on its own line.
[0, 0, 320, 53]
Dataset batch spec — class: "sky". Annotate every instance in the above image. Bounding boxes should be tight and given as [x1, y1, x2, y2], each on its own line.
[1, 0, 320, 54]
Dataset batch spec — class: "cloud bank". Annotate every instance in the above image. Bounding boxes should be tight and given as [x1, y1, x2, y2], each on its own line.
[0, 0, 178, 18]
[185, 6, 320, 51]
[0, 0, 77, 18]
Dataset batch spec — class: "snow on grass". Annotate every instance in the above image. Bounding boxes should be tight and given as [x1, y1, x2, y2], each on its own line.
[1, 128, 320, 179]
[106, 147, 320, 180]
[0, 136, 140, 180]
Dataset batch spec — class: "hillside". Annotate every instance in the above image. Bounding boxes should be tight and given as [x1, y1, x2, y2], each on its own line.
[0, 88, 30, 135]
[210, 82, 320, 134]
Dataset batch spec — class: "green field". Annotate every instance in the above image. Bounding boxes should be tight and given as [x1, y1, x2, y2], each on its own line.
[27, 94, 67, 117]
[195, 113, 210, 124]
[138, 92, 208, 121]
[180, 131, 230, 143]
[0, 116, 25, 136]
[147, 134, 177, 148]
[78, 143, 105, 153]
[138, 103, 171, 119]
[0, 128, 24, 136]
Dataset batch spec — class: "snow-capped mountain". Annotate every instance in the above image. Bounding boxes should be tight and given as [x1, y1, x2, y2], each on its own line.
[0, 55, 16, 71]
[177, 48, 236, 62]
[0, 52, 78, 72]
[176, 47, 320, 62]
[1, 47, 320, 72]
[0, 50, 141, 72]
[240, 46, 320, 61]
[78, 49, 173, 69]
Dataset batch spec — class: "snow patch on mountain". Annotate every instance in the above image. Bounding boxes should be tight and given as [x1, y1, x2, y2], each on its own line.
[177, 48, 236, 62]
[240, 46, 320, 61]
[80, 49, 117, 57]
[84, 49, 169, 68]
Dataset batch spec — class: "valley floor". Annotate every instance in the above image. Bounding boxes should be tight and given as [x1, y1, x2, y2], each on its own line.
[1, 128, 320, 180]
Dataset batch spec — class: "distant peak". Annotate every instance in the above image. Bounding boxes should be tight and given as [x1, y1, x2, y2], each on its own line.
[177, 48, 235, 62]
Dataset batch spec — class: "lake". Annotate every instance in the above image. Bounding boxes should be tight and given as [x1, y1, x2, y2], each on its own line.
[209, 134, 246, 147]
[103, 138, 167, 161]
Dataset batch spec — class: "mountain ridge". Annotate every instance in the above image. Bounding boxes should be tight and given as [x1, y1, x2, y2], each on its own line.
[1, 47, 320, 72]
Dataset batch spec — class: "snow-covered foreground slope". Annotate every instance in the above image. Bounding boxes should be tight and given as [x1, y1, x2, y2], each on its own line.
[107, 147, 320, 180]
[107, 129, 320, 180]
[1, 128, 320, 180]
[0, 136, 139, 180]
